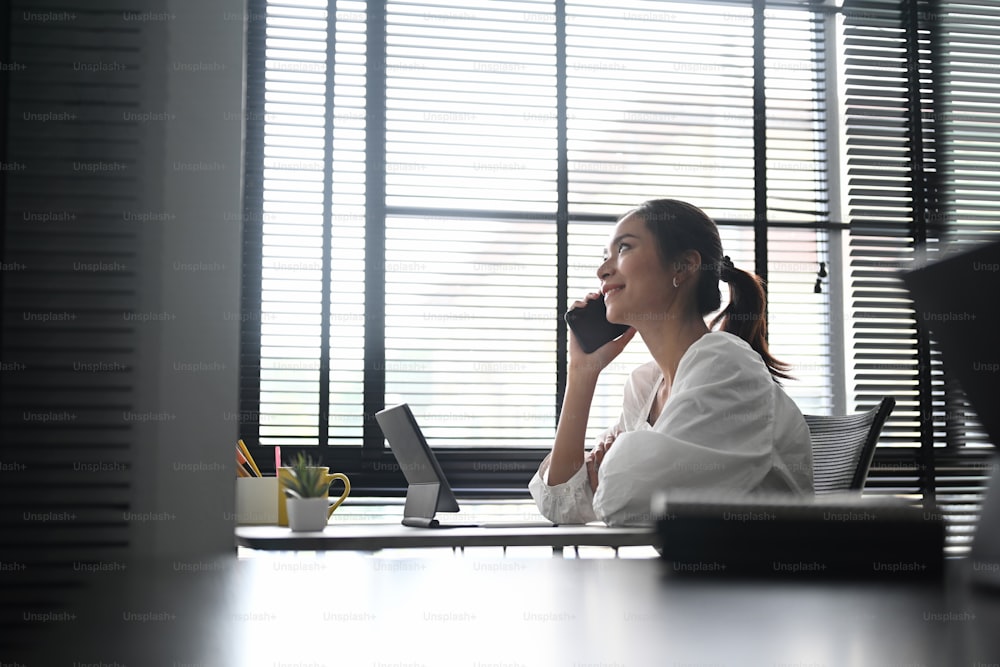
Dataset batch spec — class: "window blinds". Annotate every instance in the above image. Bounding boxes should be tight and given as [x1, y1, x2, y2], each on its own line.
[564, 1, 758, 217]
[383, 1, 559, 446]
[2, 0, 145, 638]
[842, 0, 940, 519]
[931, 0, 1000, 552]
[243, 0, 836, 492]
[246, 0, 369, 447]
[564, 0, 833, 423]
[385, 1, 558, 212]
[842, 0, 1000, 553]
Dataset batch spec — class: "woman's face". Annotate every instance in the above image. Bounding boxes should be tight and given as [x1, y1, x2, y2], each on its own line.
[597, 211, 676, 325]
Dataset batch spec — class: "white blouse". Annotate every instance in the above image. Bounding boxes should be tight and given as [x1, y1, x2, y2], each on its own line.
[529, 331, 813, 526]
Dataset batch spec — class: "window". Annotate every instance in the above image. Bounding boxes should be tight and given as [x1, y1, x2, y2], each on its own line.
[242, 0, 836, 497]
[842, 0, 1000, 553]
[244, 0, 1000, 549]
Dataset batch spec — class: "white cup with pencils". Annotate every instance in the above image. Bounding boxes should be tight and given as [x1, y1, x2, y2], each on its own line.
[234, 439, 278, 525]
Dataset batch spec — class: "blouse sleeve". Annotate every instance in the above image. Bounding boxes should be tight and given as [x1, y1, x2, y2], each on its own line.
[592, 336, 784, 526]
[527, 456, 598, 525]
[528, 410, 627, 525]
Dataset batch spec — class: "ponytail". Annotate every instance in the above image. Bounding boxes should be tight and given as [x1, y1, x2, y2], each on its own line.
[633, 198, 793, 383]
[711, 261, 793, 382]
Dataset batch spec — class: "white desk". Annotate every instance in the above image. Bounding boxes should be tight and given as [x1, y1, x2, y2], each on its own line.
[236, 497, 655, 552]
[236, 522, 656, 551]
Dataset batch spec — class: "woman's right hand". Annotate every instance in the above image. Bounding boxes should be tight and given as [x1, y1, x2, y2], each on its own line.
[567, 292, 636, 379]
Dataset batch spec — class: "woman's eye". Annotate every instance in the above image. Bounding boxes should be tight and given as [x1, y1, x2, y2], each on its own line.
[617, 242, 630, 253]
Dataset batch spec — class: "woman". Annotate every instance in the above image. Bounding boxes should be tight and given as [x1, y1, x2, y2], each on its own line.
[529, 199, 813, 526]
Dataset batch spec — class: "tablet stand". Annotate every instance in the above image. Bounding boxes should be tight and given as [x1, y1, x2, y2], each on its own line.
[401, 482, 442, 528]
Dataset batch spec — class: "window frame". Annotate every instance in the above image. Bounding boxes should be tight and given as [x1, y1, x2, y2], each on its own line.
[240, 0, 845, 497]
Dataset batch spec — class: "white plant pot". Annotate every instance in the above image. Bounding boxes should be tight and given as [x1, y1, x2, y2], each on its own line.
[286, 497, 329, 532]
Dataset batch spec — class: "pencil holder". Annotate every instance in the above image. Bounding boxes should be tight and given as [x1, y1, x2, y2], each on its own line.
[235, 477, 279, 525]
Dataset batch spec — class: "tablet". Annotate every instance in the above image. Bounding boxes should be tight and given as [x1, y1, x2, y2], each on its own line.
[374, 403, 461, 527]
[374, 403, 553, 529]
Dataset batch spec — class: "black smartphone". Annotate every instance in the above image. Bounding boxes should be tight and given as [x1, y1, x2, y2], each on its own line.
[564, 294, 630, 354]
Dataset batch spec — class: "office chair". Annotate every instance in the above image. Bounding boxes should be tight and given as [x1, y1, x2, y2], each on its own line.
[804, 396, 896, 495]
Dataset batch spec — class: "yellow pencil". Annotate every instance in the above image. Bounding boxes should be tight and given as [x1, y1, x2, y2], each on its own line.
[237, 439, 263, 477]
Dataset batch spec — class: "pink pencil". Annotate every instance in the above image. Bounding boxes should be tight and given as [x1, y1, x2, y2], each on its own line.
[274, 446, 281, 475]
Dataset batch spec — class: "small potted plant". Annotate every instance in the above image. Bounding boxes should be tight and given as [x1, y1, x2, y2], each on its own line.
[281, 452, 331, 531]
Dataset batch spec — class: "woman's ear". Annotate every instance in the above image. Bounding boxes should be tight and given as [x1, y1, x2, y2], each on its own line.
[673, 250, 703, 283]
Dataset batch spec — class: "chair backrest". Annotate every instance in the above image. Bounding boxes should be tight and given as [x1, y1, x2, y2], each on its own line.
[804, 396, 895, 495]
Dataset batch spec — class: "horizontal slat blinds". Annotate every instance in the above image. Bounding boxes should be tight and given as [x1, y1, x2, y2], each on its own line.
[1, 0, 144, 644]
[384, 216, 557, 446]
[842, 0, 1000, 554]
[930, 0, 1000, 554]
[565, 1, 756, 218]
[563, 0, 759, 440]
[765, 7, 833, 415]
[933, 449, 998, 554]
[767, 229, 832, 414]
[842, 0, 934, 506]
[250, 0, 368, 447]
[327, 3, 367, 443]
[936, 0, 1000, 450]
[243, 0, 837, 490]
[565, 0, 833, 419]
[765, 8, 828, 223]
[384, 0, 558, 212]
[938, 0, 1000, 248]
[382, 0, 558, 446]
[258, 0, 329, 447]
[843, 0, 930, 445]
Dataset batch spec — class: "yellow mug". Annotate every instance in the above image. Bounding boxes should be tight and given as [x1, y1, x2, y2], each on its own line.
[277, 467, 351, 527]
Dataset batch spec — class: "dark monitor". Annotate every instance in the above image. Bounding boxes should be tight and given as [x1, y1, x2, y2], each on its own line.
[375, 403, 461, 527]
[902, 239, 1000, 585]
[901, 239, 1000, 450]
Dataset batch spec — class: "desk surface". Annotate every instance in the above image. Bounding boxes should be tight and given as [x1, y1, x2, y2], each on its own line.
[11, 553, 1000, 666]
[237, 522, 656, 550]
[237, 498, 657, 551]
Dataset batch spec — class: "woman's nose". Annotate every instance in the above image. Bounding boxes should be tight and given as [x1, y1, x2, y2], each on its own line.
[597, 258, 613, 280]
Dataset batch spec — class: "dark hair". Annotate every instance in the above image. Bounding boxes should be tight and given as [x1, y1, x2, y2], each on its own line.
[629, 198, 792, 382]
